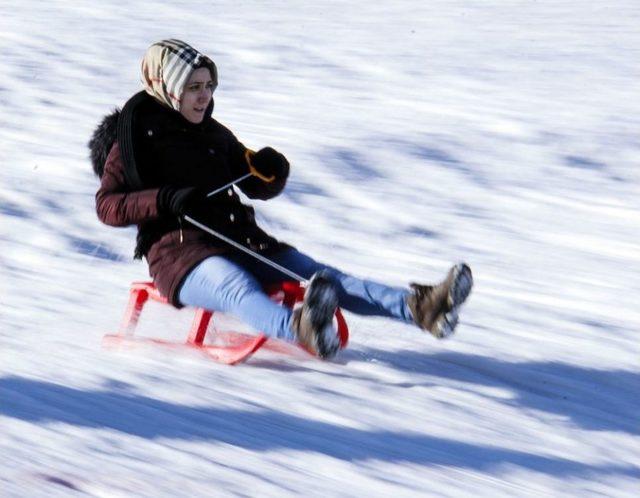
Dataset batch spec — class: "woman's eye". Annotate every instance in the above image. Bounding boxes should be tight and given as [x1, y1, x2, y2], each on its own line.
[188, 83, 214, 92]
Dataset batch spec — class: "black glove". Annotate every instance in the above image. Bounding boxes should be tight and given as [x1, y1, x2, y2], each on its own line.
[250, 147, 289, 182]
[157, 186, 201, 216]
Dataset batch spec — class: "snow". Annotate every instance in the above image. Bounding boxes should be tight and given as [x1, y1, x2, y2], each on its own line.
[1, 0, 639, 496]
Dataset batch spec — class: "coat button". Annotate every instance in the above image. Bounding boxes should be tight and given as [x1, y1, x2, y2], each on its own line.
[246, 237, 251, 244]
[227, 188, 233, 196]
[259, 243, 268, 250]
[147, 130, 153, 136]
[229, 213, 235, 222]
[208, 148, 215, 155]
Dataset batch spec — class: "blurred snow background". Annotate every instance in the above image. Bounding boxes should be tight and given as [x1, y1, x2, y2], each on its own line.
[1, 1, 638, 496]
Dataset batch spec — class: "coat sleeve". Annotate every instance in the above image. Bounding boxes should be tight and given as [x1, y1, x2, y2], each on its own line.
[223, 124, 289, 201]
[95, 142, 161, 226]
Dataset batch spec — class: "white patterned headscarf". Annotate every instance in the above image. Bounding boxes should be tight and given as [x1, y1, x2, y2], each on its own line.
[141, 39, 218, 111]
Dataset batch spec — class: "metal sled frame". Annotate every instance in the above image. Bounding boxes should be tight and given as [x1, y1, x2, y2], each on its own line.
[103, 281, 349, 364]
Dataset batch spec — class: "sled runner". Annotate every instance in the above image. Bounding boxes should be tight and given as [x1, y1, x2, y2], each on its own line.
[103, 281, 349, 365]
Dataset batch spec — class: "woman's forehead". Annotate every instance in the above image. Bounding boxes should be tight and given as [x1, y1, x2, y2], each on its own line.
[188, 67, 213, 83]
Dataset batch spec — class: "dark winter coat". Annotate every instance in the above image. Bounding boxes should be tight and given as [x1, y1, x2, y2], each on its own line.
[91, 91, 290, 306]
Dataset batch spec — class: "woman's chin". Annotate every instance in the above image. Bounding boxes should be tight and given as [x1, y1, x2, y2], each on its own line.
[180, 110, 206, 124]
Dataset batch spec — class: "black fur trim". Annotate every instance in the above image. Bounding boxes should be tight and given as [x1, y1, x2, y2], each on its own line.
[88, 109, 120, 178]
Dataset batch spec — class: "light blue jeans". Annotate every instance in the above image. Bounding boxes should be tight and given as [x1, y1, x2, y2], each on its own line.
[178, 248, 413, 341]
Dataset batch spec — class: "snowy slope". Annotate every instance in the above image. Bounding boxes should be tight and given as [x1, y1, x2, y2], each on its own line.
[1, 0, 639, 496]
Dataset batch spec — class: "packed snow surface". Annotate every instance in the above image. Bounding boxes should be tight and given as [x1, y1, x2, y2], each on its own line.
[1, 1, 639, 496]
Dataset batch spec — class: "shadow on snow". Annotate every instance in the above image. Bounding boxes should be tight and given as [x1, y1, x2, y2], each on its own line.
[0, 376, 637, 478]
[351, 349, 640, 436]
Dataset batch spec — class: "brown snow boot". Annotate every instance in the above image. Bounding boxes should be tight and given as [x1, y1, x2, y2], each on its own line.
[407, 263, 473, 338]
[291, 271, 340, 359]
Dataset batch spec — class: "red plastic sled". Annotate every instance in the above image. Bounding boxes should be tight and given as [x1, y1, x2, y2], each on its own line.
[103, 281, 349, 365]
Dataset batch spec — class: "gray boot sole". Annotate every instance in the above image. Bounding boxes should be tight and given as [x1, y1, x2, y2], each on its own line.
[433, 263, 473, 338]
[448, 263, 473, 310]
[304, 272, 340, 358]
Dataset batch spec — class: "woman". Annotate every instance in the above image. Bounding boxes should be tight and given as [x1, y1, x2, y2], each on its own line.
[90, 39, 473, 359]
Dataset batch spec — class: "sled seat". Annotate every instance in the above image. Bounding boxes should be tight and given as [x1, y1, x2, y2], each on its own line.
[103, 281, 348, 363]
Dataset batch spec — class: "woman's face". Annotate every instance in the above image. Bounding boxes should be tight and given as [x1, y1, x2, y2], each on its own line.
[179, 67, 215, 124]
